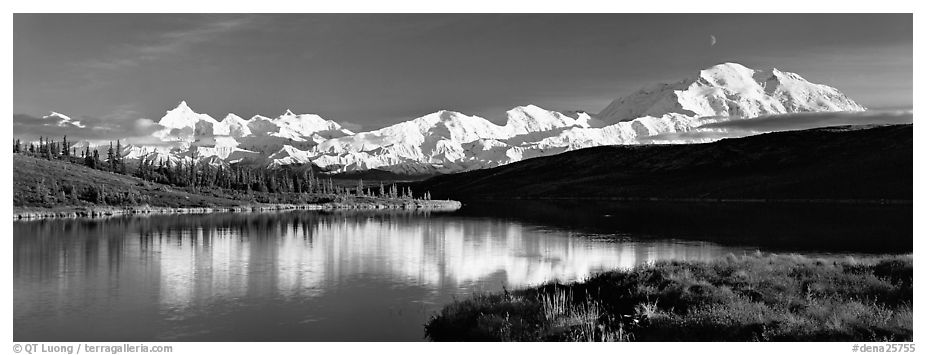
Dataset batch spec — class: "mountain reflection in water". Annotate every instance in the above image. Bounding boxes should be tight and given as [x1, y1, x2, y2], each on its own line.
[15, 200, 909, 341]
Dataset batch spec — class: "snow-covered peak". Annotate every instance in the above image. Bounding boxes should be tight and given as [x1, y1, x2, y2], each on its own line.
[275, 111, 345, 134]
[111, 62, 873, 175]
[157, 100, 218, 131]
[754, 67, 864, 113]
[220, 113, 251, 137]
[697, 62, 755, 83]
[266, 144, 315, 167]
[121, 144, 178, 163]
[410, 110, 507, 142]
[503, 105, 592, 135]
[312, 110, 505, 158]
[245, 115, 287, 137]
[412, 110, 478, 125]
[598, 62, 865, 121]
[760, 67, 807, 83]
[269, 144, 303, 158]
[221, 113, 245, 122]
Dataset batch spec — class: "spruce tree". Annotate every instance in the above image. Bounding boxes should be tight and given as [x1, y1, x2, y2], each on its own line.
[307, 169, 316, 193]
[165, 159, 174, 184]
[116, 140, 125, 174]
[107, 142, 116, 171]
[91, 149, 100, 169]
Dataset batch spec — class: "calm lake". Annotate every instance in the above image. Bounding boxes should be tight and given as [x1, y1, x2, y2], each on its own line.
[14, 201, 912, 341]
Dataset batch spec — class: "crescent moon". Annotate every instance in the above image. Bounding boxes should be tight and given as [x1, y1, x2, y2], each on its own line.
[710, 35, 717, 47]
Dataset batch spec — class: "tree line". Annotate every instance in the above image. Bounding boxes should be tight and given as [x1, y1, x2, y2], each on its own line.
[14, 136, 126, 174]
[14, 136, 432, 201]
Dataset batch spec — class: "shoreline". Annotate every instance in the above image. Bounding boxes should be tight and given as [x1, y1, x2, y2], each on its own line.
[13, 199, 463, 221]
[451, 196, 912, 205]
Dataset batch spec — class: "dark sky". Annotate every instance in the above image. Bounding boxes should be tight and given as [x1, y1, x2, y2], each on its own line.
[14, 13, 912, 137]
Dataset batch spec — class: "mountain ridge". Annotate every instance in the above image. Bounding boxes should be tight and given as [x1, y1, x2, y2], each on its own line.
[36, 62, 867, 174]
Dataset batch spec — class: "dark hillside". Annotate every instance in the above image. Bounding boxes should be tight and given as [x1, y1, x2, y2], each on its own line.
[417, 125, 912, 201]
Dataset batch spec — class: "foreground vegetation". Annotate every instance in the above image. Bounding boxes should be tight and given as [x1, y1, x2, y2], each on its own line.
[425, 253, 912, 341]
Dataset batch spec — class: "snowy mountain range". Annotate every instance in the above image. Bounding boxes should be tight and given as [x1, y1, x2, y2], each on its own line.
[109, 62, 866, 174]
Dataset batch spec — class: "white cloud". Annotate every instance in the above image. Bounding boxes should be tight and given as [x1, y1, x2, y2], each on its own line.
[44, 112, 85, 128]
[640, 110, 913, 143]
[14, 104, 167, 143]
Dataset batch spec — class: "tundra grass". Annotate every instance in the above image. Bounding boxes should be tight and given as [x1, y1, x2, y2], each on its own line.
[425, 253, 912, 342]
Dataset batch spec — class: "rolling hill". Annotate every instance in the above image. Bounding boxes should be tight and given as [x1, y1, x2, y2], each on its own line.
[415, 124, 912, 202]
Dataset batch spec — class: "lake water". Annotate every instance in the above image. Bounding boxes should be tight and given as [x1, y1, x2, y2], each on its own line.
[14, 201, 911, 341]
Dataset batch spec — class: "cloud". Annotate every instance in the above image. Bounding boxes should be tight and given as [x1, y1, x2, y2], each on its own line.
[80, 16, 257, 72]
[15, 113, 95, 141]
[699, 110, 912, 130]
[640, 110, 913, 143]
[338, 121, 364, 132]
[133, 118, 158, 131]
[44, 112, 85, 128]
[14, 109, 166, 144]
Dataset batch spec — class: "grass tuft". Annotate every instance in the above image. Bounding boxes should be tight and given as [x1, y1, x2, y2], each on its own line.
[425, 253, 912, 342]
